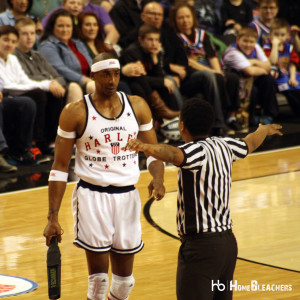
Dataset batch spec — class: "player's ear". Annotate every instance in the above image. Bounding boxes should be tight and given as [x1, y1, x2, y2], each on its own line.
[90, 72, 95, 80]
[178, 119, 184, 133]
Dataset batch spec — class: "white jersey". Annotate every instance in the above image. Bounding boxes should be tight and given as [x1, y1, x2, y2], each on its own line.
[74, 92, 140, 186]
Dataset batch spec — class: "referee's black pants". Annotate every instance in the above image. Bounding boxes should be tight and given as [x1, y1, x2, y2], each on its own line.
[176, 230, 237, 300]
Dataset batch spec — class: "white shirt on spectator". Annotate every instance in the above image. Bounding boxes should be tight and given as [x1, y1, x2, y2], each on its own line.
[223, 44, 268, 72]
[0, 53, 51, 96]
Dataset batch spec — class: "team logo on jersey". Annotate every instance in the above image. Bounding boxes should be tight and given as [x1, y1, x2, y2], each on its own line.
[0, 274, 38, 297]
[111, 142, 120, 155]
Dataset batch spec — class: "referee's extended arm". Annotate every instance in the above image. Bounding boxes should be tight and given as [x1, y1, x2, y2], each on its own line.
[125, 139, 184, 166]
[243, 123, 283, 154]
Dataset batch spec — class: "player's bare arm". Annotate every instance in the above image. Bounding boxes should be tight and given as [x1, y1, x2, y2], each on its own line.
[243, 124, 283, 154]
[128, 95, 166, 200]
[44, 100, 86, 246]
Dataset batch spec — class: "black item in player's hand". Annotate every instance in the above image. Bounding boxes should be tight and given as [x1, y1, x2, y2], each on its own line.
[47, 236, 61, 299]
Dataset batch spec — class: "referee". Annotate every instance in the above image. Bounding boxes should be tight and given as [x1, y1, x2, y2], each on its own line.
[125, 97, 283, 300]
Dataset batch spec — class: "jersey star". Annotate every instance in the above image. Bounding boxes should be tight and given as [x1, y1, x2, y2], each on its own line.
[105, 164, 109, 169]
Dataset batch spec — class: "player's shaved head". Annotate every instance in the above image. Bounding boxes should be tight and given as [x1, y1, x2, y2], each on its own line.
[93, 52, 118, 64]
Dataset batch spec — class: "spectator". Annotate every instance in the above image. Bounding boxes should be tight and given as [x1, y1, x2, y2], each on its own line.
[140, 1, 228, 134]
[38, 9, 95, 98]
[223, 26, 278, 125]
[109, 0, 147, 48]
[0, 25, 64, 155]
[249, 0, 279, 46]
[0, 0, 43, 34]
[263, 18, 300, 114]
[82, 0, 119, 45]
[120, 24, 180, 118]
[77, 11, 111, 58]
[221, 0, 253, 36]
[14, 17, 66, 152]
[77, 11, 132, 93]
[170, 3, 242, 132]
[30, 0, 62, 22]
[41, 0, 119, 46]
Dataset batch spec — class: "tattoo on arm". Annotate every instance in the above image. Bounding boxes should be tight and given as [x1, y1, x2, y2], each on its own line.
[56, 136, 62, 145]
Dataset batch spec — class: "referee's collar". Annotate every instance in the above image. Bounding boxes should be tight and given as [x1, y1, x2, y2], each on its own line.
[194, 137, 208, 142]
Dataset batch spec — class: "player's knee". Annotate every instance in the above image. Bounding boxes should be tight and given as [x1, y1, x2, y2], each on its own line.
[108, 273, 135, 300]
[87, 273, 109, 300]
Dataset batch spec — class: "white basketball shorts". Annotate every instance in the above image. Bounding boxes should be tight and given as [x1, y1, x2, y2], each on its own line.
[72, 180, 144, 254]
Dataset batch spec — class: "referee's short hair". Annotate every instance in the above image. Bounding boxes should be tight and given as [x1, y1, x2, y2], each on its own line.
[180, 97, 215, 137]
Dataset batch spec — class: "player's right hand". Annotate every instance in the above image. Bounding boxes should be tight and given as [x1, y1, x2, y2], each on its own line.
[43, 221, 63, 246]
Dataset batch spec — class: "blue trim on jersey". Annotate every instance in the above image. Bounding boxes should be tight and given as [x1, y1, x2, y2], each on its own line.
[111, 240, 144, 255]
[73, 239, 112, 252]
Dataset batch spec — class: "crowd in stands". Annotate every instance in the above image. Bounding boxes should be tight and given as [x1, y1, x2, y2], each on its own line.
[0, 0, 300, 173]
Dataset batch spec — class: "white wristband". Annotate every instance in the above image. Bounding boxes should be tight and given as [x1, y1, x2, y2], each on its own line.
[49, 170, 68, 182]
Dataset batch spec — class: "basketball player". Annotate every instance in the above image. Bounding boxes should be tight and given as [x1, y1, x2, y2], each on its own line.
[43, 52, 165, 300]
[124, 97, 283, 300]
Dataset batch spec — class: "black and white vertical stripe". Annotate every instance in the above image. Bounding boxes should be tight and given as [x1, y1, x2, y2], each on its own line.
[177, 137, 248, 236]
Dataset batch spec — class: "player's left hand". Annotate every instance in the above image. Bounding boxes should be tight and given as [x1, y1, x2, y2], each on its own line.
[148, 179, 165, 201]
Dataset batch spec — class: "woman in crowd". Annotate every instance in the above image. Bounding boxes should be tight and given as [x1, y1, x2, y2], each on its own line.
[169, 3, 243, 131]
[38, 9, 95, 100]
[77, 11, 110, 58]
[77, 11, 131, 93]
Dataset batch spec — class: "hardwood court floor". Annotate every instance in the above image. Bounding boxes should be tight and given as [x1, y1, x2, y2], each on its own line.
[0, 146, 299, 299]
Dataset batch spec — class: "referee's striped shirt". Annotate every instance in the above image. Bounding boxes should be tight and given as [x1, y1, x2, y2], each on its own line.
[177, 136, 248, 236]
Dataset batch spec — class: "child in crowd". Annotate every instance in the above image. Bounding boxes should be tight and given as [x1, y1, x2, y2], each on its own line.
[264, 18, 300, 114]
[223, 26, 278, 126]
[120, 24, 180, 120]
